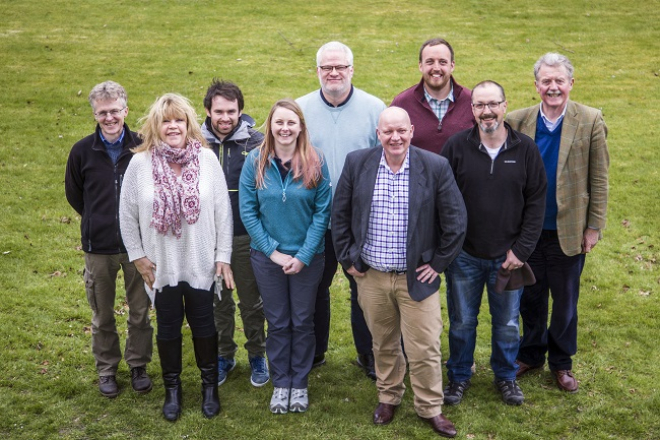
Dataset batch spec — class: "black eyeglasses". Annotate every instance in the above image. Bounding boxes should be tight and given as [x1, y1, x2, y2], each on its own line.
[318, 65, 351, 73]
[471, 102, 504, 111]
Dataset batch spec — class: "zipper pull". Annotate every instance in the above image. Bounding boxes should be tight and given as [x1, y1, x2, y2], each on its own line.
[282, 189, 286, 203]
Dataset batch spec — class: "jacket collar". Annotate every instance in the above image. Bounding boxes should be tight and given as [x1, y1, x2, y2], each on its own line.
[413, 76, 465, 103]
[464, 121, 521, 152]
[92, 123, 137, 153]
[202, 113, 256, 145]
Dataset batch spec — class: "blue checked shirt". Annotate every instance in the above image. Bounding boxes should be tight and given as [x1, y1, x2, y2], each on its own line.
[361, 150, 410, 272]
[424, 85, 454, 123]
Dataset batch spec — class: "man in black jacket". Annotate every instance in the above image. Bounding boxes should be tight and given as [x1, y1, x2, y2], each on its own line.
[440, 81, 547, 406]
[65, 81, 153, 398]
[202, 79, 268, 387]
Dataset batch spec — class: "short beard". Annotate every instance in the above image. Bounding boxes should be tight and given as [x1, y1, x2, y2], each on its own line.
[479, 117, 500, 134]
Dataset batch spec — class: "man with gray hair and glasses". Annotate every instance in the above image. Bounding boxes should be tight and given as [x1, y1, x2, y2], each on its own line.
[506, 53, 609, 393]
[297, 41, 386, 380]
[65, 81, 153, 398]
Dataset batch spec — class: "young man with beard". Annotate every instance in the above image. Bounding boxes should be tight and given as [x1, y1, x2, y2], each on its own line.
[506, 54, 609, 393]
[201, 79, 269, 387]
[391, 38, 474, 154]
[441, 81, 547, 406]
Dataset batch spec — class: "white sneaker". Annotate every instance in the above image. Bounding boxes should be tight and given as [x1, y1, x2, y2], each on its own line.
[270, 387, 289, 414]
[289, 388, 309, 413]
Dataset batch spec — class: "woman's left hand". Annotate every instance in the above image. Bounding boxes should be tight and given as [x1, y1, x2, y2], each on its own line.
[216, 262, 235, 290]
[282, 258, 305, 275]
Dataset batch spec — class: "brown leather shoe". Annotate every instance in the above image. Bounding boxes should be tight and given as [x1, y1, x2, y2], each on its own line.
[553, 370, 578, 393]
[515, 359, 543, 378]
[420, 414, 457, 438]
[373, 403, 397, 425]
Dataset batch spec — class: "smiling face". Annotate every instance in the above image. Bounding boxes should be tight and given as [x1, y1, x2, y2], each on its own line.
[93, 98, 127, 143]
[206, 95, 242, 140]
[535, 63, 574, 114]
[317, 49, 354, 98]
[471, 83, 507, 135]
[270, 106, 301, 150]
[159, 114, 188, 149]
[377, 107, 414, 167]
[418, 43, 455, 95]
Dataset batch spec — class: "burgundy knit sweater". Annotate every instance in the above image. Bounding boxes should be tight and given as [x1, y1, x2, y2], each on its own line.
[391, 77, 475, 154]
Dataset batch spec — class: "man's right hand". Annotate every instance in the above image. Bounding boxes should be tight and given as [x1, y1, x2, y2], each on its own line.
[347, 265, 365, 278]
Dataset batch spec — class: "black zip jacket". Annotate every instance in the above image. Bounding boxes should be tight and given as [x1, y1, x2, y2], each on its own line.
[441, 122, 547, 262]
[65, 124, 141, 254]
[202, 114, 264, 236]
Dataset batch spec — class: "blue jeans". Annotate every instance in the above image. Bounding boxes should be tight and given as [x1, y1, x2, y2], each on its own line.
[445, 250, 523, 382]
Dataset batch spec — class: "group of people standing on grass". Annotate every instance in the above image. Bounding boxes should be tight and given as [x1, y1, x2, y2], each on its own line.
[65, 38, 608, 438]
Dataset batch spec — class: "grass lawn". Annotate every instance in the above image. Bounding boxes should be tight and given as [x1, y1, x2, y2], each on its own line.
[1, 0, 659, 439]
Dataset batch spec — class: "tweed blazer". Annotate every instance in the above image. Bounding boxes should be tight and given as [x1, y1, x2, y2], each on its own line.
[506, 100, 609, 256]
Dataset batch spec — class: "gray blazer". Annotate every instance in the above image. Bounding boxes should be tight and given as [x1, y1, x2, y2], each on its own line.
[331, 146, 467, 302]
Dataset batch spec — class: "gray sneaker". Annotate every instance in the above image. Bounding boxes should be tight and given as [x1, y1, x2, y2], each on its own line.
[270, 387, 289, 414]
[443, 380, 471, 405]
[494, 379, 524, 405]
[289, 388, 309, 413]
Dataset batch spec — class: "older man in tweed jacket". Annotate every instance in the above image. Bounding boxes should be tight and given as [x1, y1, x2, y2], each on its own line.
[506, 53, 609, 393]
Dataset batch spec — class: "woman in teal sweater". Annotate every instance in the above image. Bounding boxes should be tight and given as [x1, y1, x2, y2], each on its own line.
[239, 99, 331, 414]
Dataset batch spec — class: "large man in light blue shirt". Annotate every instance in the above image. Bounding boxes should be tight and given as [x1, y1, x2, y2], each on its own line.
[297, 41, 386, 379]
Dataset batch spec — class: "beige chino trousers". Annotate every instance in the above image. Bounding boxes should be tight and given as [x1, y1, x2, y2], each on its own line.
[356, 268, 445, 418]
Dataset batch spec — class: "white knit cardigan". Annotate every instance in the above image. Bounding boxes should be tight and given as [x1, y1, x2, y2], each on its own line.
[120, 147, 233, 292]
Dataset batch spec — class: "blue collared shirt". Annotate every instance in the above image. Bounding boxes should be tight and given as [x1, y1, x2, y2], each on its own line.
[424, 85, 455, 122]
[100, 129, 125, 164]
[539, 103, 567, 132]
[361, 150, 410, 272]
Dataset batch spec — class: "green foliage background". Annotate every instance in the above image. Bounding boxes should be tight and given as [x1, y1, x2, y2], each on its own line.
[1, 0, 658, 439]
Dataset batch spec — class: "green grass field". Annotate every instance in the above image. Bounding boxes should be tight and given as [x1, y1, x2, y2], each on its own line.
[1, 0, 659, 439]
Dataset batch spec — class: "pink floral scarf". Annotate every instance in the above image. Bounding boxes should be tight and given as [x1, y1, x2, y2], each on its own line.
[150, 139, 201, 238]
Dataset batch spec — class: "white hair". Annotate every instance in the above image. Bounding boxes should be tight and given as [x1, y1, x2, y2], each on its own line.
[534, 53, 574, 80]
[316, 41, 354, 66]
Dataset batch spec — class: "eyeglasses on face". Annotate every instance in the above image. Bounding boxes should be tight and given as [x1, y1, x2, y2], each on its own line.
[318, 65, 351, 73]
[471, 102, 504, 111]
[94, 107, 126, 119]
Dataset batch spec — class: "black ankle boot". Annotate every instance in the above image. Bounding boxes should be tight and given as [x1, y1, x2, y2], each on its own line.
[193, 334, 220, 418]
[157, 337, 183, 421]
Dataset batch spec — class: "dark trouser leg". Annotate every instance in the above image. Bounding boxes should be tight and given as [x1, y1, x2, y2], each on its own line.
[544, 234, 584, 371]
[313, 230, 336, 358]
[519, 236, 551, 367]
[519, 231, 585, 371]
[251, 250, 293, 388]
[289, 254, 324, 389]
[232, 235, 266, 358]
[345, 268, 374, 356]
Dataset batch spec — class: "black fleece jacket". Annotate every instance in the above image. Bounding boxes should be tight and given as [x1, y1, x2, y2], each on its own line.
[65, 124, 141, 254]
[441, 122, 547, 262]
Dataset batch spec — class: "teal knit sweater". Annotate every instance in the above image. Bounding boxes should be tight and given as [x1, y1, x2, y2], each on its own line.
[239, 148, 332, 266]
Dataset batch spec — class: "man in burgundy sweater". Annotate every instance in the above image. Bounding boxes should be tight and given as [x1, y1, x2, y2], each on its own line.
[391, 38, 475, 154]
